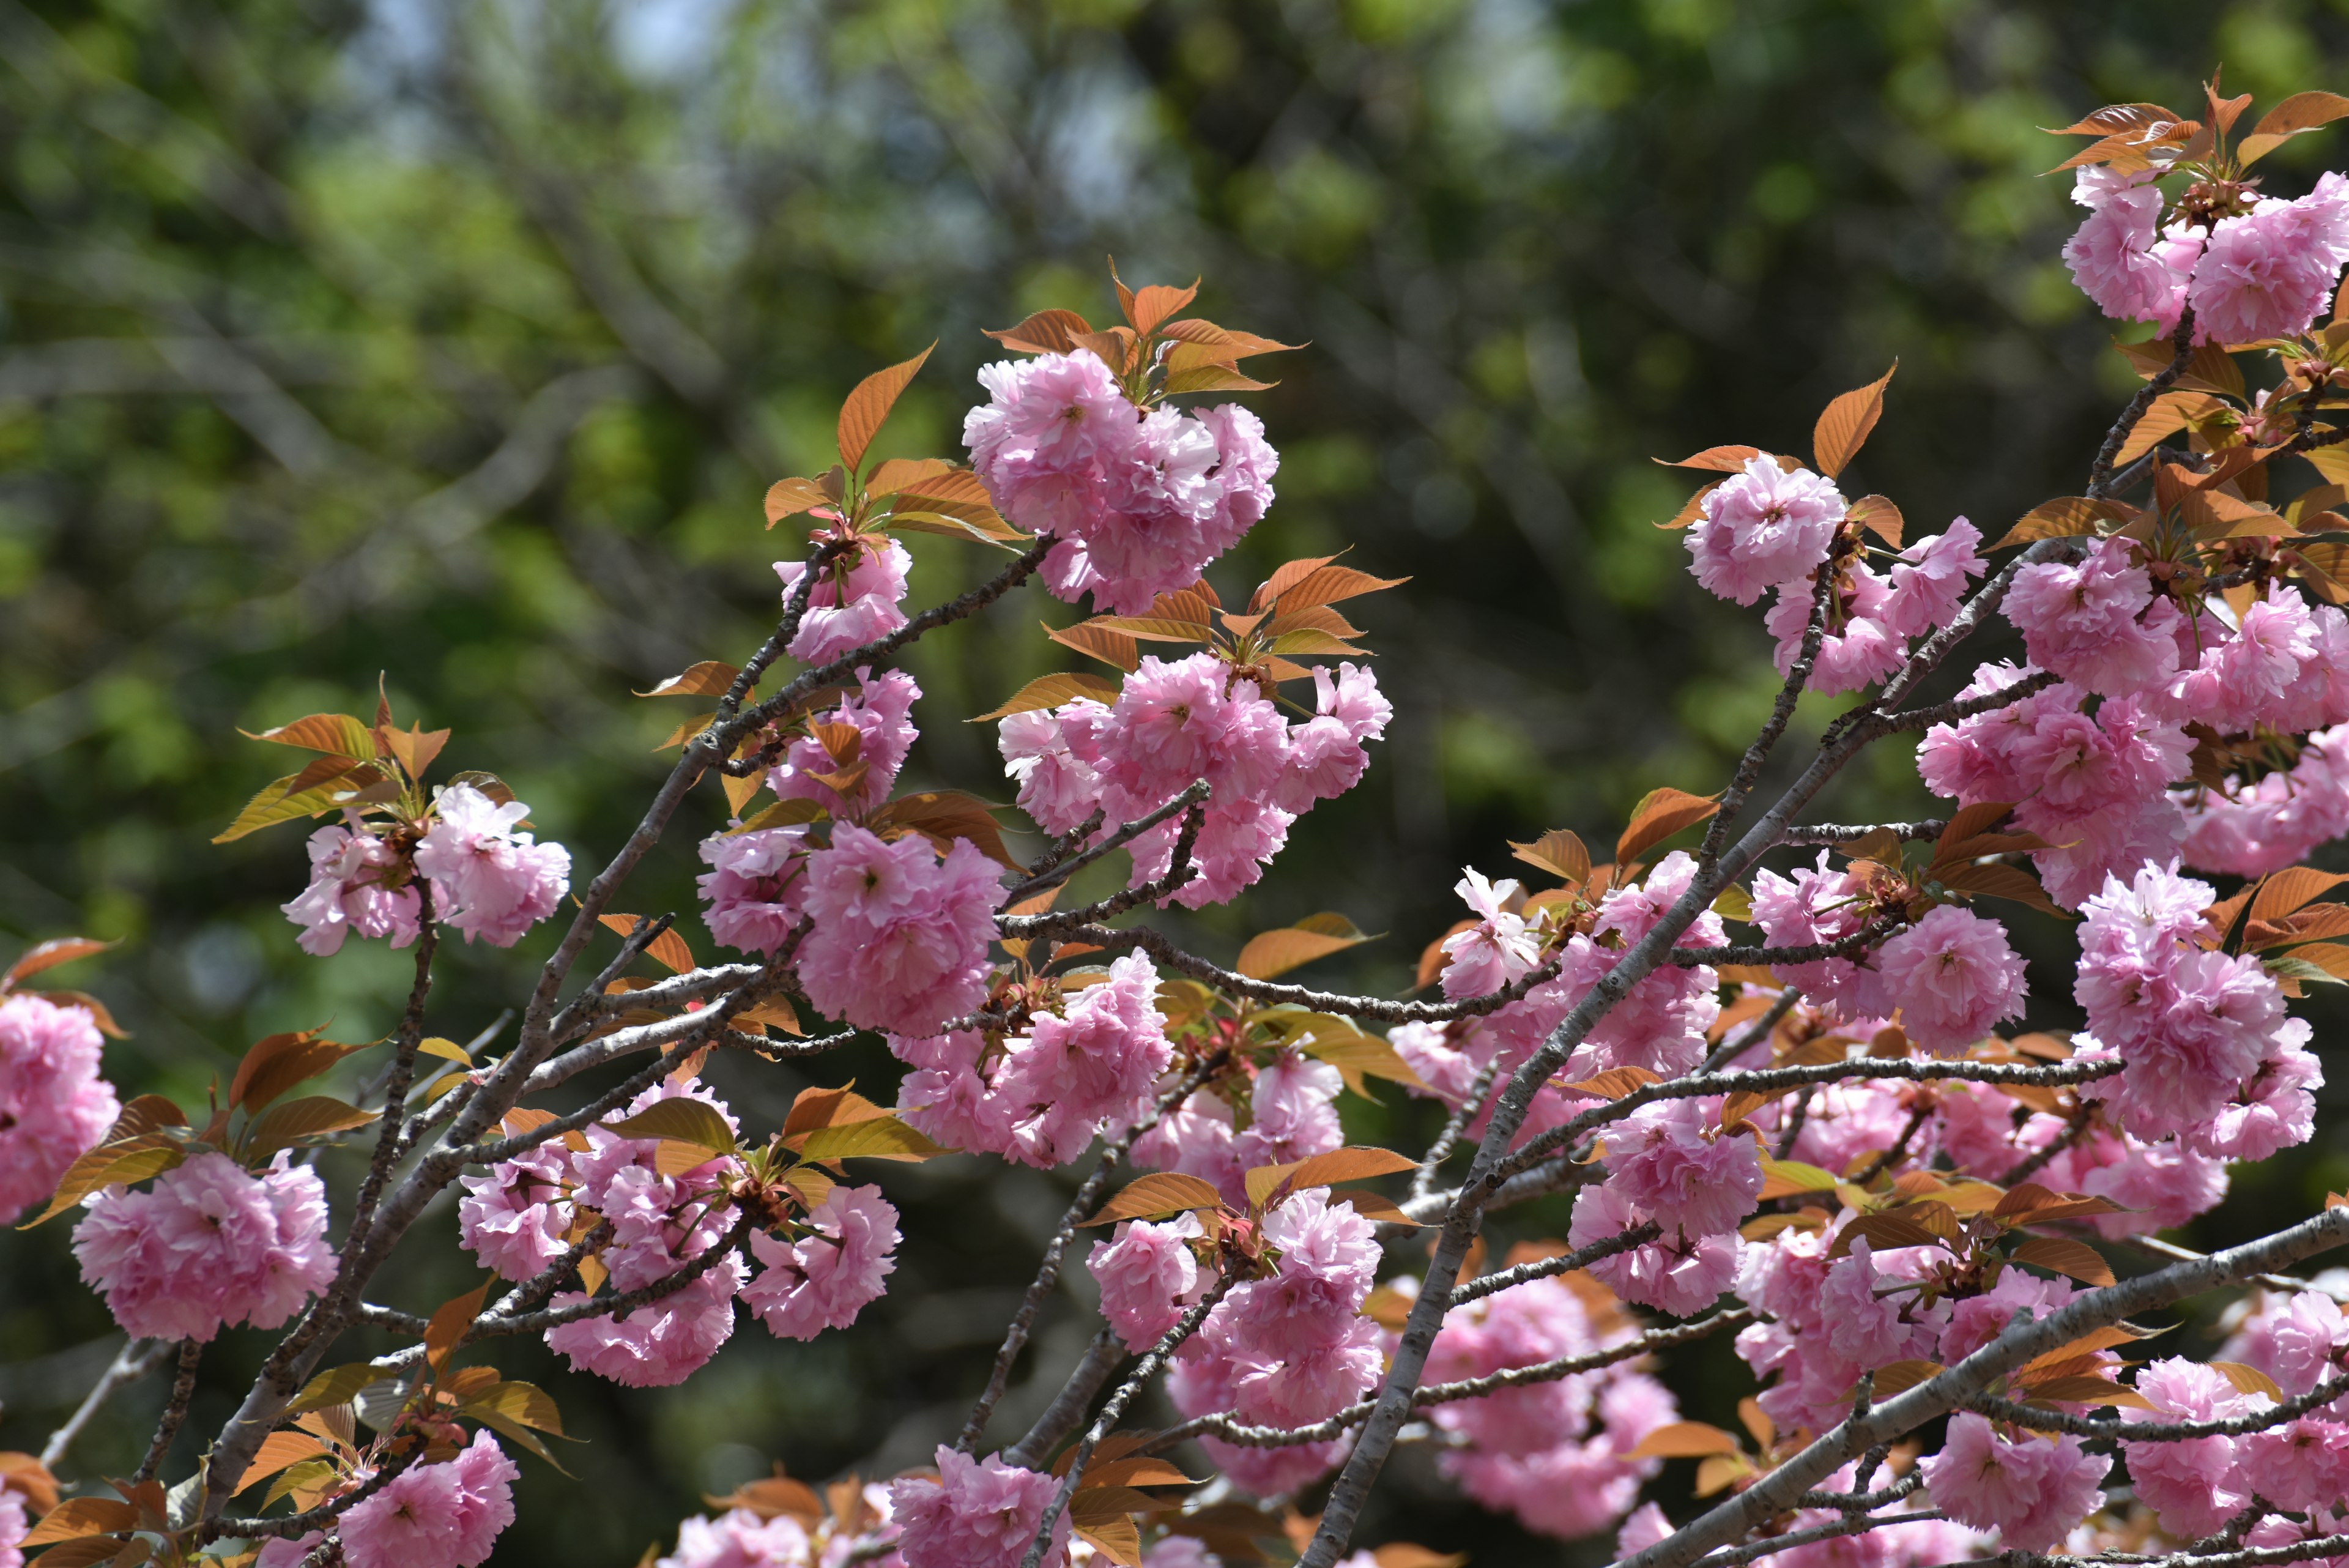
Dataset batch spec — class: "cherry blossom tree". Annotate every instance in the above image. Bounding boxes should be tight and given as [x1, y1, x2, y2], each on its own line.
[19, 74, 2349, 1568]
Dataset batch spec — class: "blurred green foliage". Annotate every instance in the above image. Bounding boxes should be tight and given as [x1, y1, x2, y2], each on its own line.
[10, 1, 2349, 1562]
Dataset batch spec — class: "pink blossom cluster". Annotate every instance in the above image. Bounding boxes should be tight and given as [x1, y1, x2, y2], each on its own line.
[0, 992, 117, 1225]
[412, 783, 573, 947]
[1088, 1211, 1210, 1351]
[1759, 521, 1986, 695]
[72, 1150, 335, 1342]
[1134, 1051, 1345, 1208]
[282, 818, 421, 956]
[777, 539, 911, 667]
[2065, 165, 2349, 343]
[1918, 1414, 2109, 1552]
[1616, 1478, 1984, 1568]
[657, 1490, 903, 1568]
[2180, 724, 2349, 876]
[340, 1430, 519, 1568]
[0, 1485, 22, 1568]
[457, 1080, 900, 1383]
[1918, 662, 2193, 908]
[1734, 1227, 1954, 1440]
[1001, 656, 1390, 909]
[768, 669, 921, 816]
[1419, 1271, 1678, 1539]
[889, 1447, 1067, 1568]
[2072, 863, 2318, 1160]
[285, 785, 571, 956]
[796, 826, 1006, 1038]
[1750, 869, 2028, 1051]
[1165, 1189, 1386, 1496]
[892, 951, 1173, 1169]
[963, 350, 1276, 615]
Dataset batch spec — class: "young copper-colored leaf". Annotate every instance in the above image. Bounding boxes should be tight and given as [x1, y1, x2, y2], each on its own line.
[212, 763, 387, 844]
[1617, 787, 1721, 866]
[1126, 279, 1200, 335]
[423, 1282, 491, 1372]
[781, 1084, 891, 1141]
[1846, 494, 1903, 548]
[1081, 1170, 1227, 1226]
[2211, 1361, 2288, 1401]
[837, 344, 935, 472]
[1235, 914, 1375, 980]
[242, 713, 378, 759]
[1937, 860, 2068, 920]
[969, 671, 1121, 724]
[1991, 496, 2136, 551]
[763, 477, 831, 527]
[2011, 1236, 2116, 1288]
[605, 1098, 737, 1155]
[1043, 619, 1140, 673]
[247, 1096, 380, 1157]
[1249, 554, 1343, 613]
[793, 1116, 951, 1162]
[1156, 319, 1304, 359]
[234, 1432, 333, 1495]
[1757, 1158, 1840, 1200]
[1827, 1213, 1945, 1257]
[1333, 1189, 1425, 1227]
[2044, 102, 2184, 138]
[1564, 1065, 1663, 1101]
[1626, 1421, 1742, 1459]
[2249, 868, 2349, 924]
[2240, 91, 2349, 166]
[1163, 362, 1275, 396]
[21, 1498, 138, 1547]
[870, 790, 1019, 869]
[1813, 362, 1897, 479]
[704, 1473, 825, 1527]
[230, 1028, 371, 1115]
[461, 1379, 565, 1437]
[595, 914, 698, 976]
[1243, 1145, 1416, 1210]
[634, 661, 739, 699]
[1657, 445, 1764, 472]
[2115, 337, 2246, 397]
[1864, 1359, 1946, 1399]
[3, 937, 113, 989]
[2117, 390, 2235, 467]
[984, 309, 1093, 355]
[1370, 1548, 1469, 1568]
[1510, 828, 1591, 886]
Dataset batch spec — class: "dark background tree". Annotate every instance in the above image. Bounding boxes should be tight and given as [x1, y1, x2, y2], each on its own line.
[7, 1, 2349, 1562]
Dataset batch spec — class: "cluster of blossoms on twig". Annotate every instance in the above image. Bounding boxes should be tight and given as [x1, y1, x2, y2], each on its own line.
[28, 73, 2349, 1568]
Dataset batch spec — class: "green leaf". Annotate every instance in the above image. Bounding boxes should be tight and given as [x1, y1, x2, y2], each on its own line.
[794, 1115, 951, 1162]
[285, 1362, 382, 1416]
[212, 764, 387, 844]
[603, 1098, 738, 1155]
[245, 1096, 379, 1158]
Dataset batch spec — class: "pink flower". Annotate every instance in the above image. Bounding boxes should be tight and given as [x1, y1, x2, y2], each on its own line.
[1569, 1181, 1739, 1316]
[794, 825, 1004, 1036]
[1765, 567, 1906, 694]
[1616, 1503, 1672, 1556]
[73, 1150, 333, 1342]
[889, 1446, 1069, 1568]
[340, 1430, 518, 1568]
[1228, 1053, 1344, 1192]
[1605, 1100, 1762, 1239]
[2181, 727, 2349, 877]
[993, 952, 1173, 1165]
[2240, 1418, 2349, 1511]
[1882, 519, 1986, 637]
[2123, 1357, 2265, 1537]
[891, 1028, 1020, 1156]
[0, 1488, 23, 1568]
[2188, 175, 2349, 344]
[656, 1509, 815, 1568]
[1687, 456, 1846, 605]
[1194, 402, 1279, 554]
[999, 707, 1105, 838]
[2167, 584, 2323, 733]
[457, 1143, 573, 1282]
[1274, 664, 1390, 812]
[0, 992, 117, 1226]
[1917, 1414, 2107, 1552]
[777, 539, 911, 667]
[2221, 1289, 2349, 1397]
[543, 1254, 746, 1387]
[965, 351, 1137, 537]
[698, 825, 812, 956]
[1861, 905, 2026, 1054]
[1088, 1214, 1204, 1351]
[1750, 853, 1872, 1020]
[414, 784, 571, 947]
[1817, 1238, 1946, 1368]
[2063, 174, 2186, 324]
[743, 1183, 900, 1340]
[282, 821, 421, 956]
[770, 669, 921, 815]
[1440, 868, 1540, 998]
[2005, 538, 2183, 698]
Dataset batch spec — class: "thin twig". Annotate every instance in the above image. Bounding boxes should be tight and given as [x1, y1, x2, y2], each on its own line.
[42, 1338, 170, 1470]
[130, 1339, 202, 1485]
[1003, 781, 1210, 902]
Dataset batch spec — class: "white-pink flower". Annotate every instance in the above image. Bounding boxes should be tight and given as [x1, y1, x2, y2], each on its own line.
[414, 784, 571, 947]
